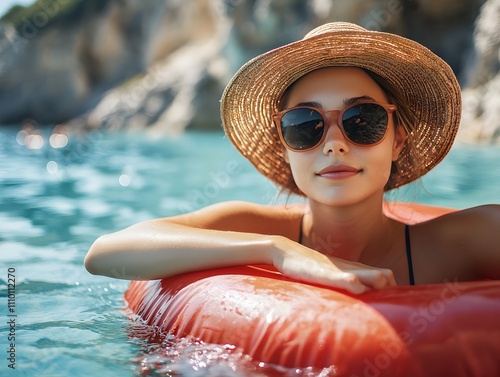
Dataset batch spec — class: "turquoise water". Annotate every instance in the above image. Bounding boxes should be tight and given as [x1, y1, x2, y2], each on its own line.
[0, 126, 499, 377]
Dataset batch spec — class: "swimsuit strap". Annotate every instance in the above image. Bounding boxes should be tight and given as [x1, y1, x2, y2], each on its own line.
[405, 224, 415, 285]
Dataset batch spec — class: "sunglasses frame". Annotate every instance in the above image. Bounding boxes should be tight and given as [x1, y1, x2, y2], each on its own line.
[273, 101, 397, 152]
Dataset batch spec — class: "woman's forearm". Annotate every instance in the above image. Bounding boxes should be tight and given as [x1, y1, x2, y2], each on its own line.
[84, 220, 276, 280]
[84, 218, 397, 293]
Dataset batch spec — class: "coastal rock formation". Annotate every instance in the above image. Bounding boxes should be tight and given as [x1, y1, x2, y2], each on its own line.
[0, 0, 498, 142]
[459, 0, 500, 142]
[0, 0, 220, 125]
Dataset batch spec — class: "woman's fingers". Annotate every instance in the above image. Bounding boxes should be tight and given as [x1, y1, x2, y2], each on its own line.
[332, 258, 397, 289]
[354, 268, 396, 290]
[323, 269, 395, 293]
[279, 259, 371, 294]
[330, 272, 367, 294]
[304, 262, 395, 293]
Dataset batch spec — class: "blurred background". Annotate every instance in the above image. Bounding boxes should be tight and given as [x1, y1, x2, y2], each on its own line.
[0, 2, 499, 377]
[0, 0, 498, 141]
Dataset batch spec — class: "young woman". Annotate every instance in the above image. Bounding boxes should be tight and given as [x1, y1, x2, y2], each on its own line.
[84, 22, 500, 294]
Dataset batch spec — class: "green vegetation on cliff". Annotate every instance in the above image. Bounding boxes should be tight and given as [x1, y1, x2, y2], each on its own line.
[1, 0, 108, 34]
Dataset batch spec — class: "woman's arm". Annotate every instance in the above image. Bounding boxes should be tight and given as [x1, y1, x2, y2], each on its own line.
[84, 219, 276, 280]
[84, 201, 293, 279]
[84, 201, 395, 293]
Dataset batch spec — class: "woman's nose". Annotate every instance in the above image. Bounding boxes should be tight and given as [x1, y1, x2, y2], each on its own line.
[322, 114, 350, 155]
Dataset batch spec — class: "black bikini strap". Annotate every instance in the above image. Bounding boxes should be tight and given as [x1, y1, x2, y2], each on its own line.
[405, 224, 415, 285]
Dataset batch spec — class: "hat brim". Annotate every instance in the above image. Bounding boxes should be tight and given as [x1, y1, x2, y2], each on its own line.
[221, 25, 462, 194]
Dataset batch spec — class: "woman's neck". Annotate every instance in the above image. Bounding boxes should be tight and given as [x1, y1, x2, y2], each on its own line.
[303, 197, 402, 264]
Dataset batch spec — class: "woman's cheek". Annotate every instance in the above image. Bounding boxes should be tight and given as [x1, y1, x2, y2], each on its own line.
[286, 152, 315, 194]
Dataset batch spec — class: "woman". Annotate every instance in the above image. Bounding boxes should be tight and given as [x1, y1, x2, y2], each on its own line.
[84, 22, 500, 294]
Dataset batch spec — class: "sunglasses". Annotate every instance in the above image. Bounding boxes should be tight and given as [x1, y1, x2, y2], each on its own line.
[273, 102, 397, 152]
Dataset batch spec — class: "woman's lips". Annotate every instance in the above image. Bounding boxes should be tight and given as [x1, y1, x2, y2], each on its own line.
[317, 165, 361, 179]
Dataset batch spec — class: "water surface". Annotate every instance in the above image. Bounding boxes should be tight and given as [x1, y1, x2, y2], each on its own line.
[0, 127, 498, 377]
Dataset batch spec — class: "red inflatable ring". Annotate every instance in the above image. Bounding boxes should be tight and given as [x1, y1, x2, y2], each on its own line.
[125, 203, 500, 376]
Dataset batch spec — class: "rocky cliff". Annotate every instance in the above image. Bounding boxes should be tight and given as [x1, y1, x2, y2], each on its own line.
[0, 0, 498, 142]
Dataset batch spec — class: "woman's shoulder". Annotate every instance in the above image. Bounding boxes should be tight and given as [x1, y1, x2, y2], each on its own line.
[385, 201, 499, 228]
[414, 204, 500, 281]
[166, 201, 306, 240]
[413, 204, 499, 244]
[417, 204, 499, 229]
[191, 200, 307, 220]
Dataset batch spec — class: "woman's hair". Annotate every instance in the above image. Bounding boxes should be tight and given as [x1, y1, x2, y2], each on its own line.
[275, 68, 425, 195]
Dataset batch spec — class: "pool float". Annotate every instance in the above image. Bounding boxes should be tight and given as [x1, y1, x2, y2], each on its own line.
[125, 202, 500, 376]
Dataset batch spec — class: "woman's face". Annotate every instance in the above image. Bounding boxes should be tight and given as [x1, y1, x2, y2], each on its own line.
[283, 67, 406, 207]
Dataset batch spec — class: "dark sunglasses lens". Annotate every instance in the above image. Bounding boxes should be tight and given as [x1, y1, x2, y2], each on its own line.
[281, 108, 325, 150]
[342, 104, 388, 144]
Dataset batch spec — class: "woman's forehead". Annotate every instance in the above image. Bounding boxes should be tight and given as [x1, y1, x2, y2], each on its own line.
[286, 67, 388, 107]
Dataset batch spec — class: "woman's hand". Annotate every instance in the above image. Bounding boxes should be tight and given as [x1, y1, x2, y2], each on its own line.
[270, 235, 396, 294]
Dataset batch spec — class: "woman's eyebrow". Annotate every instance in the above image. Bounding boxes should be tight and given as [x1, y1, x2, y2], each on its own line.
[292, 96, 377, 109]
[343, 96, 376, 106]
[292, 96, 375, 109]
[292, 101, 323, 108]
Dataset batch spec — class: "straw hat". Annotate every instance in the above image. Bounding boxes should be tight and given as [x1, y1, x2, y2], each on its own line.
[220, 22, 462, 195]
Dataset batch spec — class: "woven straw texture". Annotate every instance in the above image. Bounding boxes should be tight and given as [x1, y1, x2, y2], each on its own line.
[221, 22, 462, 195]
